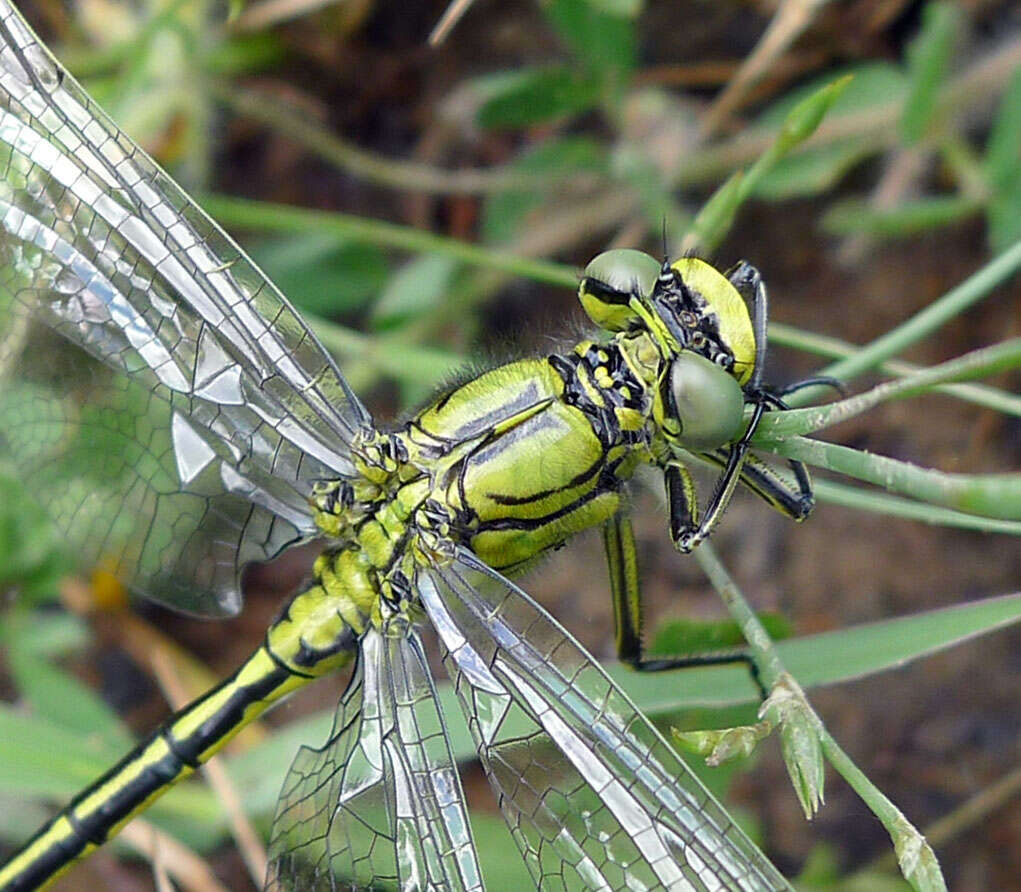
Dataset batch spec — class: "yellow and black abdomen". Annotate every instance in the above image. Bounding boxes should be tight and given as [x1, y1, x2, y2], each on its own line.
[0, 573, 362, 892]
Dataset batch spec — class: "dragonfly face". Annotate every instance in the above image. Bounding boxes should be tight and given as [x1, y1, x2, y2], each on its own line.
[579, 249, 753, 453]
[0, 2, 805, 890]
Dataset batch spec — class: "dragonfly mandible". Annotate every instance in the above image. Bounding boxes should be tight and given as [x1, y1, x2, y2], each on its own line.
[0, 2, 814, 890]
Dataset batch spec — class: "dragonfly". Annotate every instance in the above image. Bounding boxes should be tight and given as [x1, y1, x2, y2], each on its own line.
[0, 2, 819, 890]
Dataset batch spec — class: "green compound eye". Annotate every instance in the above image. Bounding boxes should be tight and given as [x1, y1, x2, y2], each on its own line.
[670, 351, 745, 451]
[579, 249, 661, 331]
[583, 249, 660, 297]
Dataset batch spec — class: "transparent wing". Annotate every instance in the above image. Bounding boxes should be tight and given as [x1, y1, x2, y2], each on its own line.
[267, 623, 484, 892]
[420, 549, 792, 892]
[0, 2, 373, 614]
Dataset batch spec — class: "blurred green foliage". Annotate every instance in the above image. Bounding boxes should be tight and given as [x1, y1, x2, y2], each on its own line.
[1, 1, 1020, 890]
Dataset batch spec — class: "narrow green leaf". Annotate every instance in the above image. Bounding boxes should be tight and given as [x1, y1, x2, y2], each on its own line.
[691, 77, 851, 251]
[2, 611, 91, 659]
[901, 3, 961, 143]
[0, 704, 226, 848]
[207, 33, 287, 77]
[371, 255, 459, 329]
[822, 195, 982, 238]
[987, 185, 1021, 254]
[812, 478, 1021, 535]
[200, 195, 579, 288]
[685, 171, 743, 252]
[247, 233, 389, 316]
[586, 0, 643, 16]
[651, 613, 791, 657]
[753, 140, 873, 200]
[761, 435, 1021, 520]
[470, 812, 537, 887]
[308, 313, 463, 398]
[774, 592, 1021, 692]
[0, 472, 64, 600]
[984, 65, 1021, 186]
[755, 63, 908, 127]
[758, 339, 1021, 439]
[634, 592, 1021, 713]
[0, 704, 123, 798]
[774, 75, 854, 153]
[477, 66, 601, 130]
[984, 67, 1021, 251]
[544, 0, 636, 76]
[5, 628, 133, 751]
[787, 237, 1021, 396]
[769, 320, 1021, 417]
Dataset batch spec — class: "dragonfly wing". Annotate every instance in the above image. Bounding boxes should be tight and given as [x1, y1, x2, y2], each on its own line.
[267, 624, 484, 892]
[0, 2, 372, 614]
[0, 342, 319, 615]
[419, 549, 792, 892]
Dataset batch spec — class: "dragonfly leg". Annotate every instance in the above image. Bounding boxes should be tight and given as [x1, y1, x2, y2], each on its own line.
[603, 511, 766, 695]
[728, 451, 814, 521]
[670, 399, 766, 553]
[724, 259, 826, 523]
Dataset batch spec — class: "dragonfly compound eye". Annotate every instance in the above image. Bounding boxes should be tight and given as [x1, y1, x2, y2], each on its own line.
[578, 248, 660, 331]
[669, 351, 745, 451]
[583, 248, 659, 296]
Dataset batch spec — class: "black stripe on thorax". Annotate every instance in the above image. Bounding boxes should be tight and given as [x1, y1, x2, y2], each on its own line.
[473, 455, 628, 534]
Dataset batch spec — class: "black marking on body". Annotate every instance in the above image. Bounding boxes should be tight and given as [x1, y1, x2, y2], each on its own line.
[264, 623, 320, 679]
[451, 410, 607, 514]
[484, 444, 606, 506]
[20, 651, 296, 885]
[473, 453, 630, 535]
[579, 276, 637, 306]
[548, 344, 649, 446]
[292, 625, 359, 669]
[406, 418, 458, 452]
[9, 820, 86, 892]
[427, 378, 550, 444]
[651, 269, 733, 365]
[169, 661, 295, 762]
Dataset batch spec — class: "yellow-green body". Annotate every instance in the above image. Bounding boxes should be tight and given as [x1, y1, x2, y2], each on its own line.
[405, 346, 653, 571]
[2, 255, 806, 892]
[0, 323, 662, 892]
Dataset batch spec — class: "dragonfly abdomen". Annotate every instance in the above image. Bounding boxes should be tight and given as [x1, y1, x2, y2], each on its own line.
[0, 570, 370, 892]
[0, 635, 344, 892]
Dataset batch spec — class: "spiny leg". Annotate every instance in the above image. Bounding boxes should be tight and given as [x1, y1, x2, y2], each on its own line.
[731, 451, 814, 521]
[724, 260, 843, 522]
[603, 510, 765, 694]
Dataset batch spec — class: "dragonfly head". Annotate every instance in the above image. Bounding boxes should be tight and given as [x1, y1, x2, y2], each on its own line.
[578, 249, 755, 451]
